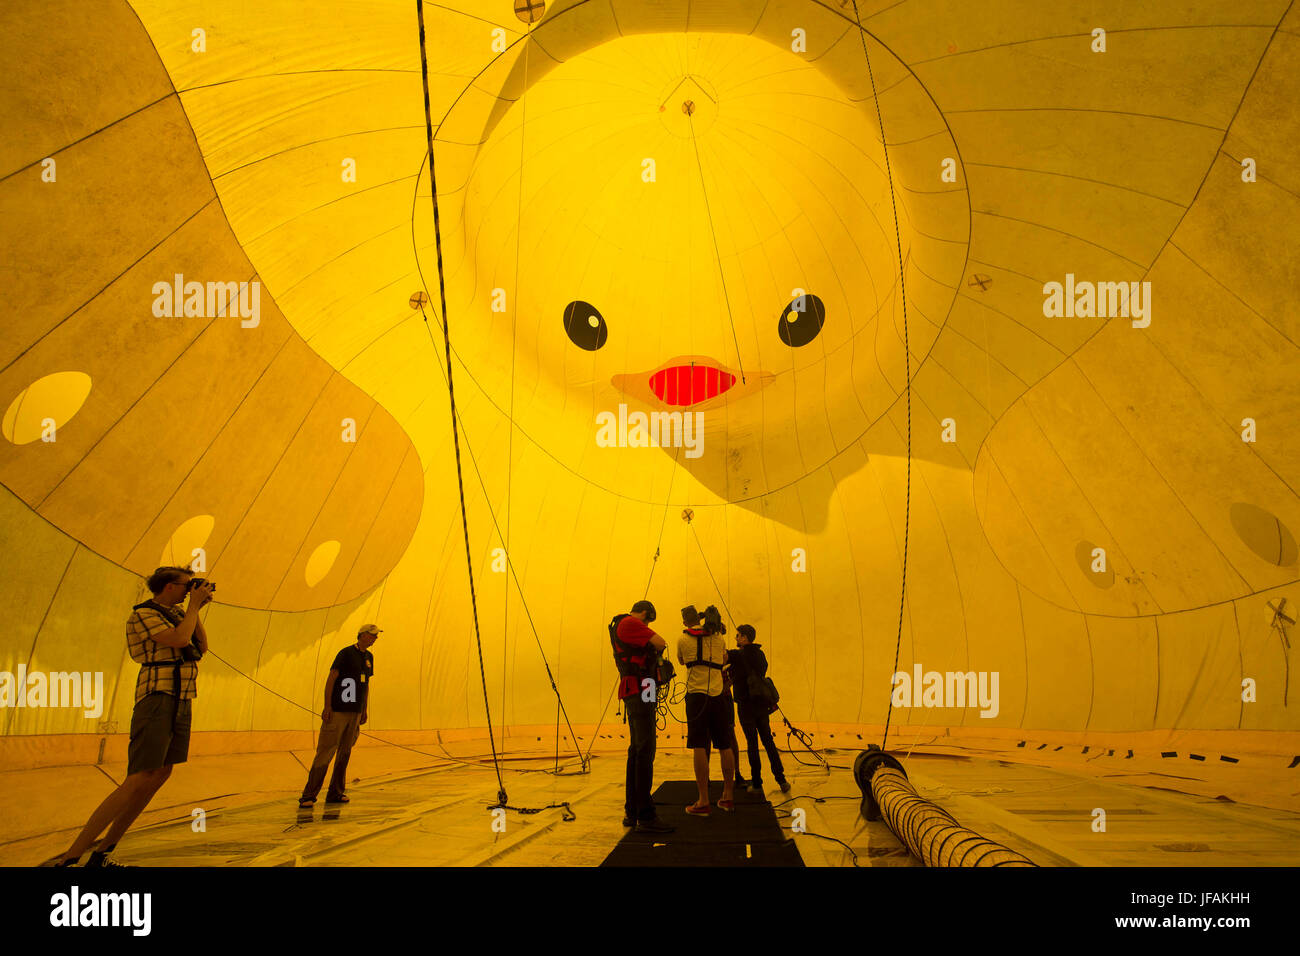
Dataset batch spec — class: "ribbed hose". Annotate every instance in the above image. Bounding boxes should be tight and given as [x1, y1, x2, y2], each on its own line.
[855, 746, 1037, 867]
[871, 767, 1036, 867]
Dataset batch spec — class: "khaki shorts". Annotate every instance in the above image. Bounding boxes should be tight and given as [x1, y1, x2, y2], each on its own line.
[127, 692, 191, 775]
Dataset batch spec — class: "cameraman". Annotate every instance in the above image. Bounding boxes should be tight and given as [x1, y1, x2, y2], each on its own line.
[41, 566, 212, 867]
[613, 600, 673, 833]
[678, 605, 736, 815]
[730, 625, 788, 794]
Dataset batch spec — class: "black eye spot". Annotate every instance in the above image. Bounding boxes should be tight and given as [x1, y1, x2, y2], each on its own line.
[563, 300, 607, 351]
[778, 293, 825, 348]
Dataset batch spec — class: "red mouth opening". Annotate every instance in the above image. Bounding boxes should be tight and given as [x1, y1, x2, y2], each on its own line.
[649, 364, 737, 406]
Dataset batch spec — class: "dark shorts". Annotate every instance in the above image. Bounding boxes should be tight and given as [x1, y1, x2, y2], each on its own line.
[685, 692, 732, 749]
[127, 692, 192, 775]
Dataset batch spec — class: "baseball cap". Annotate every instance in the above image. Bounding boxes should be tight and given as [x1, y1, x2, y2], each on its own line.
[358, 624, 383, 635]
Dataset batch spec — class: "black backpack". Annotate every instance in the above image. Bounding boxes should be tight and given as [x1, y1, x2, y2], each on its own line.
[742, 645, 780, 712]
[609, 615, 674, 690]
[750, 672, 780, 712]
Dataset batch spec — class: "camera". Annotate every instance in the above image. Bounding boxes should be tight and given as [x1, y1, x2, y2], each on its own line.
[188, 578, 216, 593]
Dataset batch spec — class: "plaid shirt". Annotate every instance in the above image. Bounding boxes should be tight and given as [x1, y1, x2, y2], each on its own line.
[126, 602, 200, 703]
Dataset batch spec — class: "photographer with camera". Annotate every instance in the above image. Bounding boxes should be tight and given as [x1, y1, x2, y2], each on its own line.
[730, 625, 789, 794]
[41, 566, 213, 867]
[610, 600, 673, 833]
[678, 605, 737, 815]
[299, 624, 380, 808]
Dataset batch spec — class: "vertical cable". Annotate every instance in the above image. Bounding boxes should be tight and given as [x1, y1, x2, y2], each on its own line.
[688, 113, 746, 384]
[415, 0, 506, 805]
[849, 1, 912, 750]
[504, 19, 532, 763]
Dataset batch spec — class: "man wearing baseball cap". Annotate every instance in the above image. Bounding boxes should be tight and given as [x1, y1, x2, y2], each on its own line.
[299, 624, 380, 808]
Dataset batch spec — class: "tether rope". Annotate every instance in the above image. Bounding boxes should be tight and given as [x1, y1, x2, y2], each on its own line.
[410, 310, 591, 774]
[417, 0, 505, 806]
[687, 520, 830, 766]
[688, 113, 746, 385]
[689, 522, 736, 629]
[850, 0, 912, 751]
[413, 2, 589, 783]
[644, 444, 683, 595]
[201, 643, 578, 783]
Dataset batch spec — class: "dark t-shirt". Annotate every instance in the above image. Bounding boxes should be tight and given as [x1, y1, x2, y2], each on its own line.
[330, 645, 374, 712]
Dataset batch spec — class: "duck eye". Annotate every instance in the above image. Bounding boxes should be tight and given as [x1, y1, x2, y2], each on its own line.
[778, 293, 825, 348]
[563, 300, 607, 351]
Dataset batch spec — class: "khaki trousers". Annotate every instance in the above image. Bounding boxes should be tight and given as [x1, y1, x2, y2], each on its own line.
[301, 711, 362, 802]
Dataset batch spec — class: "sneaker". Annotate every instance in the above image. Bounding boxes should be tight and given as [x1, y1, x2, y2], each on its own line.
[777, 779, 791, 793]
[84, 851, 134, 868]
[324, 794, 350, 804]
[635, 818, 675, 834]
[748, 781, 763, 792]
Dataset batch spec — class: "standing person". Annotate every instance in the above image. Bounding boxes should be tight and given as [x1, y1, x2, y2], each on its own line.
[299, 624, 380, 808]
[720, 639, 750, 792]
[41, 566, 213, 867]
[678, 605, 736, 815]
[611, 600, 673, 833]
[730, 624, 788, 794]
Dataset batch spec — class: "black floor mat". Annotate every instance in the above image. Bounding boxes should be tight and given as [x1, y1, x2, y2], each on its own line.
[600, 779, 804, 867]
